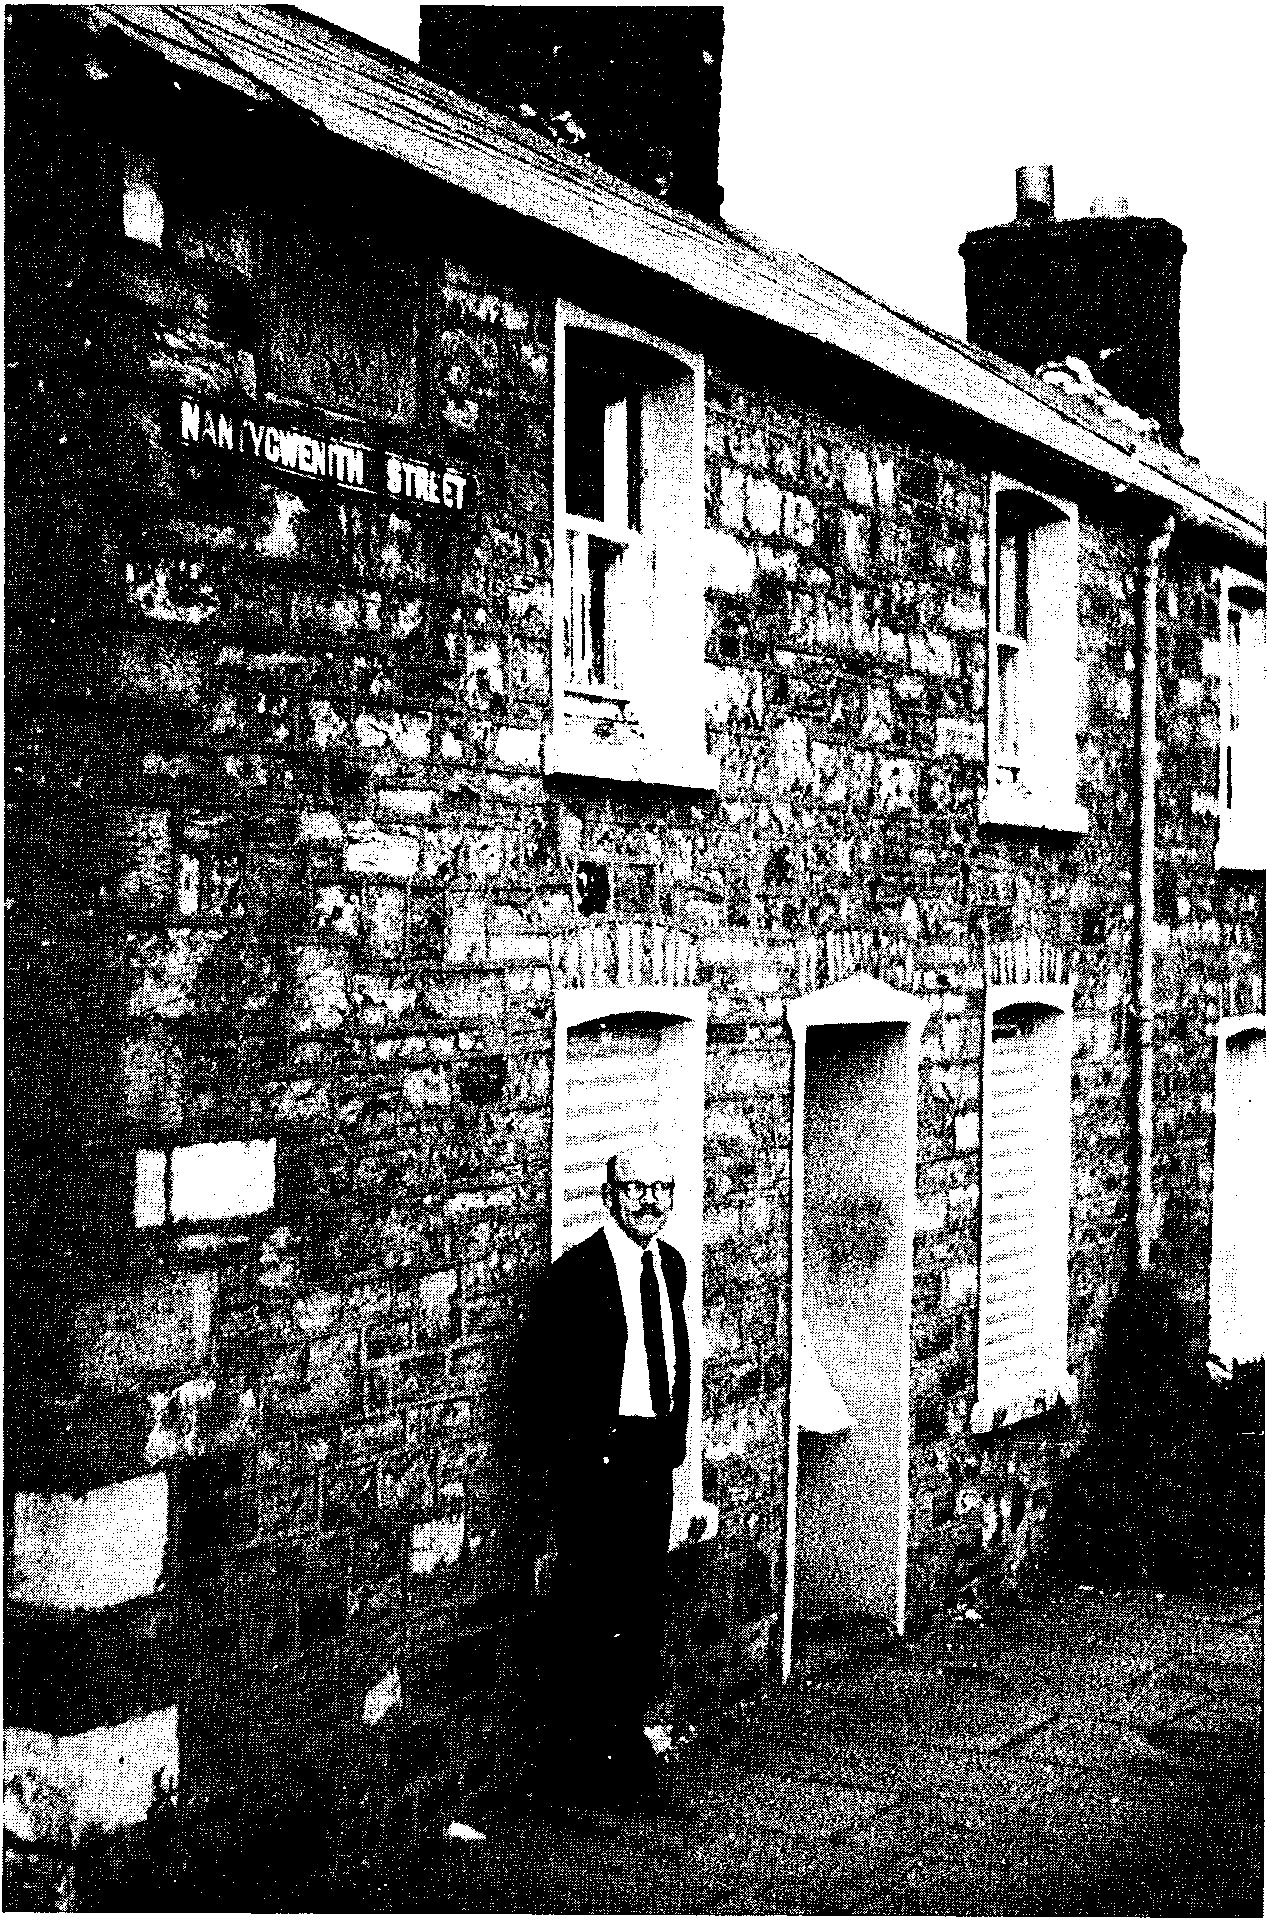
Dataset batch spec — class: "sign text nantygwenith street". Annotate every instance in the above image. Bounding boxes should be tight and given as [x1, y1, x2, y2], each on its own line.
[177, 397, 470, 511]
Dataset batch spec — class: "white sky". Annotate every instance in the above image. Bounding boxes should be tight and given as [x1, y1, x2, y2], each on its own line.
[302, 1, 1265, 506]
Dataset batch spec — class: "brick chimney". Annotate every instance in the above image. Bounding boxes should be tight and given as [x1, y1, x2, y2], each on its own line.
[961, 168, 1186, 447]
[416, 6, 725, 222]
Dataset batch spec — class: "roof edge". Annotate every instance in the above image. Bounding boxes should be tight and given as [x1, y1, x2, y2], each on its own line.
[82, 4, 1265, 552]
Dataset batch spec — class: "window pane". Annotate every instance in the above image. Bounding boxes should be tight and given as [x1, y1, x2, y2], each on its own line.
[602, 397, 630, 533]
[561, 1020, 668, 1248]
[565, 358, 606, 520]
[997, 532, 1018, 637]
[996, 527, 1028, 639]
[566, 338, 641, 527]
[997, 642, 1019, 768]
[1228, 603, 1243, 735]
[565, 528, 632, 691]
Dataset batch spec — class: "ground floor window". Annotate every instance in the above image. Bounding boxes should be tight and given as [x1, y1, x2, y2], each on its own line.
[974, 981, 1074, 1431]
[1210, 1016, 1265, 1364]
[551, 983, 707, 1546]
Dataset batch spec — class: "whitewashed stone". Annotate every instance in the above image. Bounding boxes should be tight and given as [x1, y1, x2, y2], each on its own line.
[133, 1148, 166, 1229]
[121, 153, 163, 247]
[774, 717, 811, 793]
[362, 1668, 402, 1727]
[4, 1706, 178, 1846]
[170, 1137, 275, 1222]
[410, 1514, 464, 1576]
[298, 809, 345, 847]
[11, 1475, 169, 1611]
[345, 829, 420, 882]
[493, 727, 542, 770]
[703, 528, 756, 597]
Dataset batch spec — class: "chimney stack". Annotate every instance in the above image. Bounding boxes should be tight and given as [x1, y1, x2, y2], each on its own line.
[416, 7, 725, 223]
[961, 171, 1186, 447]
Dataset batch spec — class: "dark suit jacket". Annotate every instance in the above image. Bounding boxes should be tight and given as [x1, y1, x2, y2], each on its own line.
[531, 1227, 691, 1477]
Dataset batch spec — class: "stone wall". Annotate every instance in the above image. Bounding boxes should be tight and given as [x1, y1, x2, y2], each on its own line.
[4, 22, 1262, 1882]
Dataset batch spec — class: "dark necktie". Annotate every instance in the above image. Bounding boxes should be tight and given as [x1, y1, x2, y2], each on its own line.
[640, 1248, 672, 1420]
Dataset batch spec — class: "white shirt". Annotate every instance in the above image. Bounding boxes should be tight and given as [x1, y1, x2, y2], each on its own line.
[603, 1217, 677, 1418]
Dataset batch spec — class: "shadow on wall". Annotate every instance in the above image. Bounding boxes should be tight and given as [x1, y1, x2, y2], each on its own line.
[1049, 1238, 1264, 1589]
[5, 767, 134, 1420]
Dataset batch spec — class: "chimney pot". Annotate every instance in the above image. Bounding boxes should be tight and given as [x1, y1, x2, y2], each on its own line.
[962, 188, 1186, 446]
[1015, 164, 1055, 222]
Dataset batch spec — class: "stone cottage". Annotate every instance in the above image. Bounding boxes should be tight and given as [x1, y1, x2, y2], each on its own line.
[5, 3, 1263, 1895]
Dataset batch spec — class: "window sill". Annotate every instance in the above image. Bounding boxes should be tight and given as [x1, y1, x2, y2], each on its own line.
[1215, 822, 1266, 872]
[543, 729, 721, 794]
[970, 1371, 1078, 1435]
[979, 789, 1089, 836]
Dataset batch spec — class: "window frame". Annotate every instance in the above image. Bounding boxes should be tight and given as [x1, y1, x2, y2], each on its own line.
[547, 300, 718, 793]
[980, 474, 1088, 836]
[1215, 565, 1267, 871]
[550, 982, 708, 1549]
[1209, 1013, 1266, 1364]
[972, 979, 1077, 1433]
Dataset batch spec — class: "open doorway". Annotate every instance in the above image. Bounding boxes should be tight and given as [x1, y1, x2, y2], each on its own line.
[782, 975, 929, 1678]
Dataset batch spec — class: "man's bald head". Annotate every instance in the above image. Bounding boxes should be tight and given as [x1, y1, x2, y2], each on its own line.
[603, 1139, 675, 1247]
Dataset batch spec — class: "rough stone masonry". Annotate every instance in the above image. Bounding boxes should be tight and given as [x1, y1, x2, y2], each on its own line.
[3, 10, 1263, 1886]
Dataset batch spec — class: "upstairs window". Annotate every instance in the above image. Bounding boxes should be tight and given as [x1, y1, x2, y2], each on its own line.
[982, 478, 1087, 835]
[1217, 569, 1266, 869]
[548, 303, 716, 792]
[562, 331, 646, 702]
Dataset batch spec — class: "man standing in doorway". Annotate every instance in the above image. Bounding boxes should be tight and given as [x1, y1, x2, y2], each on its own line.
[531, 1138, 690, 1805]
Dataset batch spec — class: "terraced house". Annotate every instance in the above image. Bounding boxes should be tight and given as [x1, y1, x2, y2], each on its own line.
[5, 4, 1264, 1899]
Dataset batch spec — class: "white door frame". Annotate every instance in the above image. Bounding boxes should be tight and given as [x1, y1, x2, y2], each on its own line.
[782, 973, 931, 1682]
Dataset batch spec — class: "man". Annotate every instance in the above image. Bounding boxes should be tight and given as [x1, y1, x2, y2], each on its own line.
[530, 1138, 690, 1805]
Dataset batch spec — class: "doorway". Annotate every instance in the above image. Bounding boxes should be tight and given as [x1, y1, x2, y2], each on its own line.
[782, 975, 929, 1678]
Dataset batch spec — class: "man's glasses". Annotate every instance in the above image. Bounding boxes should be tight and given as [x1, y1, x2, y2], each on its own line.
[615, 1179, 675, 1206]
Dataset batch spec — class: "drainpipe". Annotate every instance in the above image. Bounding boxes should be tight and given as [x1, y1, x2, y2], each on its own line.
[1133, 514, 1174, 1282]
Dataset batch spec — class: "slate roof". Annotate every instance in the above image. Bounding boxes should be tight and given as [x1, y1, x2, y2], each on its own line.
[86, 3, 1264, 553]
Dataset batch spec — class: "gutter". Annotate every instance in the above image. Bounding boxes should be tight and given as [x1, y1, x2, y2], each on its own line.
[1134, 516, 1175, 1283]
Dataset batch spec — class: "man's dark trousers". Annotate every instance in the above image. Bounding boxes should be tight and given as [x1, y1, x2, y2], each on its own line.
[550, 1416, 674, 1750]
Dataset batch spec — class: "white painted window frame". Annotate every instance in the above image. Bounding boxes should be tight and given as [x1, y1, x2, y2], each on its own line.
[980, 474, 1088, 836]
[781, 972, 931, 1678]
[1209, 1012, 1266, 1364]
[1215, 565, 1267, 871]
[546, 300, 719, 793]
[550, 982, 709, 1549]
[973, 979, 1077, 1432]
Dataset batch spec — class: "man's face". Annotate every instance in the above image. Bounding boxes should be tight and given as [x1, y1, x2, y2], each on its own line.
[604, 1147, 675, 1248]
